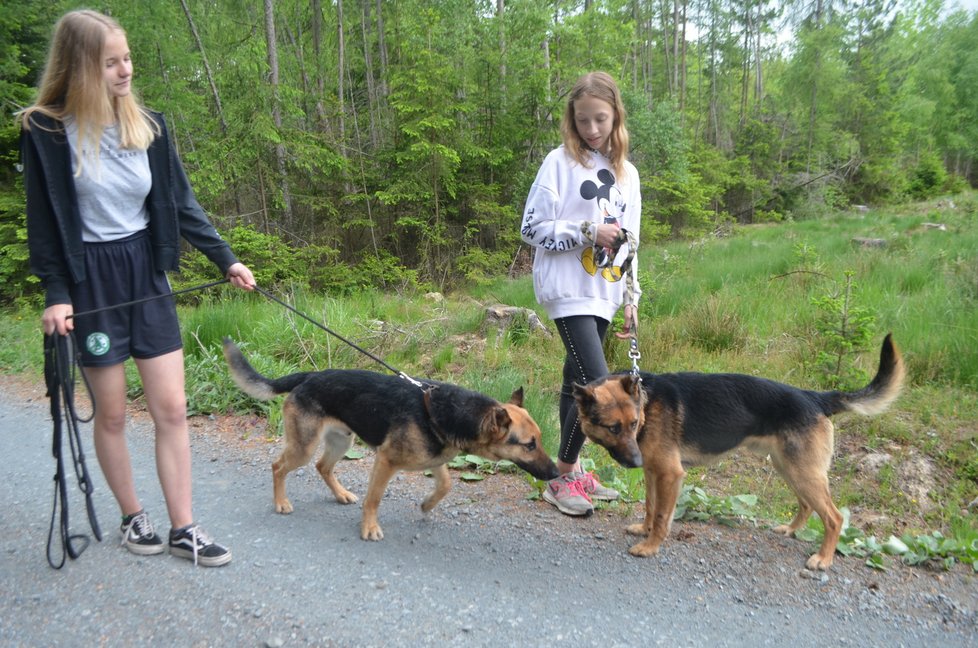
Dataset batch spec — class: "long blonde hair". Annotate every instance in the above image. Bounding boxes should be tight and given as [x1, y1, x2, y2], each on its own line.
[18, 9, 158, 176]
[559, 71, 631, 183]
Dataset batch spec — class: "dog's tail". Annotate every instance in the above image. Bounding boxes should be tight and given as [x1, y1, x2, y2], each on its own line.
[222, 337, 310, 399]
[822, 333, 906, 417]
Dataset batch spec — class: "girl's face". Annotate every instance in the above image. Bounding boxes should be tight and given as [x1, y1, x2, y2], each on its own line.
[573, 94, 615, 155]
[102, 30, 132, 99]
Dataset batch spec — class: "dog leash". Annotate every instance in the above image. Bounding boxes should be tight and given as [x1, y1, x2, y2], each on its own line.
[44, 332, 102, 568]
[607, 228, 643, 380]
[252, 286, 425, 389]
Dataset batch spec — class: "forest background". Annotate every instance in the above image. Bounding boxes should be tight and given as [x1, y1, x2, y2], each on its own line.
[1, 0, 977, 298]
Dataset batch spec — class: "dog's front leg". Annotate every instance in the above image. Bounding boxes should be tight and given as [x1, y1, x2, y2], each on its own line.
[421, 463, 451, 513]
[626, 466, 656, 539]
[629, 461, 685, 557]
[361, 454, 398, 541]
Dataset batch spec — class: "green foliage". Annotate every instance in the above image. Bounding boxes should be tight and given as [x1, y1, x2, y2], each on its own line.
[0, 188, 32, 304]
[908, 151, 950, 200]
[355, 249, 422, 293]
[798, 509, 978, 572]
[4, 0, 978, 300]
[684, 294, 747, 354]
[674, 485, 759, 526]
[811, 270, 876, 388]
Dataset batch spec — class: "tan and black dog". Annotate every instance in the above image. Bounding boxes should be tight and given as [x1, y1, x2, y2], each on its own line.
[572, 334, 905, 570]
[223, 338, 558, 541]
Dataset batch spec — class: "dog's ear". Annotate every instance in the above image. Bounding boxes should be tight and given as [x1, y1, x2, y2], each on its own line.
[572, 382, 595, 407]
[508, 386, 525, 407]
[619, 375, 642, 401]
[485, 406, 513, 442]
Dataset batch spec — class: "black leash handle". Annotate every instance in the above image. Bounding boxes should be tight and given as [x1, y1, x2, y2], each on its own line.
[44, 332, 102, 569]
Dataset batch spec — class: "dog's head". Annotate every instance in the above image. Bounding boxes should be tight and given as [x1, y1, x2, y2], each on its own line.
[572, 374, 645, 468]
[477, 387, 559, 481]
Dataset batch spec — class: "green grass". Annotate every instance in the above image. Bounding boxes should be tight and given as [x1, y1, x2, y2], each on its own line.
[2, 192, 976, 566]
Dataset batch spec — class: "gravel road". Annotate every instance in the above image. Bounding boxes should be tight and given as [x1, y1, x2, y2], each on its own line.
[1, 376, 974, 647]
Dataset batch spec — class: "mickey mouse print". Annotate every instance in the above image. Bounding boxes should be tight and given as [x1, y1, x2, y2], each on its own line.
[519, 145, 641, 323]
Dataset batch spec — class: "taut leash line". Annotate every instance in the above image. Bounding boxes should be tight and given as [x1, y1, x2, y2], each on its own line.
[66, 278, 230, 321]
[252, 286, 423, 388]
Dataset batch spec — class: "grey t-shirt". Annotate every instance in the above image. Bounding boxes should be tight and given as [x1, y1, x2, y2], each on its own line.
[66, 120, 151, 242]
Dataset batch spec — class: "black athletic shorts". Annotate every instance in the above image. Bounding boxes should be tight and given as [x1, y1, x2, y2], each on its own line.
[69, 230, 183, 367]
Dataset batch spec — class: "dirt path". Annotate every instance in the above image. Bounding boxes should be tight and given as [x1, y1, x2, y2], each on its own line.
[1, 373, 974, 646]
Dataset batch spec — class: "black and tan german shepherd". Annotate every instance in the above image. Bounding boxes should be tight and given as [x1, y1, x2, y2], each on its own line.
[572, 334, 905, 570]
[223, 338, 558, 541]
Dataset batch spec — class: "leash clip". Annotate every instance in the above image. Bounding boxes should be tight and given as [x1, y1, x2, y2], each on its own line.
[628, 337, 641, 377]
[398, 371, 425, 389]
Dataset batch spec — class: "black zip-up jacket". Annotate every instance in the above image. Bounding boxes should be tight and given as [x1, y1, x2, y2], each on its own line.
[22, 110, 238, 307]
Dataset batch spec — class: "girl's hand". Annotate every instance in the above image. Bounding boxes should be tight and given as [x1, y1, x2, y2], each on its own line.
[615, 304, 637, 340]
[227, 262, 256, 290]
[42, 303, 74, 336]
[594, 222, 621, 249]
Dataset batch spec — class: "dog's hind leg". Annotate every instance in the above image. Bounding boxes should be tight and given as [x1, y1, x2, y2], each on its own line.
[316, 425, 359, 505]
[421, 463, 452, 513]
[769, 451, 815, 537]
[775, 419, 843, 570]
[361, 453, 398, 541]
[272, 401, 323, 514]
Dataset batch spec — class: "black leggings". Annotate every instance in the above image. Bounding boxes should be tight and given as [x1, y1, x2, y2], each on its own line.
[554, 315, 610, 465]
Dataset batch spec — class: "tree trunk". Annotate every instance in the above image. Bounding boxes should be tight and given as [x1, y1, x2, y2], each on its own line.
[311, 0, 328, 128]
[679, 0, 687, 116]
[497, 0, 507, 99]
[263, 0, 294, 230]
[375, 0, 389, 98]
[178, 0, 227, 134]
[360, 0, 379, 149]
[337, 0, 346, 147]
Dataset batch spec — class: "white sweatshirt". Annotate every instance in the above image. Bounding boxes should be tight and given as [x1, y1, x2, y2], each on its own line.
[520, 146, 641, 321]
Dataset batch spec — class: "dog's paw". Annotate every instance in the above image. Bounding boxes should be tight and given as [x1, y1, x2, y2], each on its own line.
[772, 523, 795, 537]
[335, 490, 358, 505]
[275, 499, 294, 514]
[805, 552, 833, 571]
[628, 541, 661, 558]
[625, 523, 648, 537]
[361, 523, 384, 541]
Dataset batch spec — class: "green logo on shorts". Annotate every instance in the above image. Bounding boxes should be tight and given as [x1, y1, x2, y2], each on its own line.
[86, 332, 111, 356]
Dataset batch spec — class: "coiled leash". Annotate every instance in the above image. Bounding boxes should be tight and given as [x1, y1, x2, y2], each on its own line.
[42, 278, 230, 568]
[605, 227, 643, 380]
[44, 331, 101, 569]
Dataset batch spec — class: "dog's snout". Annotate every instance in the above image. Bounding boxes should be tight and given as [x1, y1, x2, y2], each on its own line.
[614, 447, 643, 469]
[521, 458, 559, 481]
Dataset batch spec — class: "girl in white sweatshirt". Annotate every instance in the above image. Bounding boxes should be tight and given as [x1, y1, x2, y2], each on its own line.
[520, 71, 641, 516]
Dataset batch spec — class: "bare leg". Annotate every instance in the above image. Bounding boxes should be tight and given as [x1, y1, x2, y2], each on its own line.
[135, 350, 193, 529]
[85, 363, 142, 518]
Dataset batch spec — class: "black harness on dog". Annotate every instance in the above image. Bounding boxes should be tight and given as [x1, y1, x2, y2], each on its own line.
[43, 332, 102, 569]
